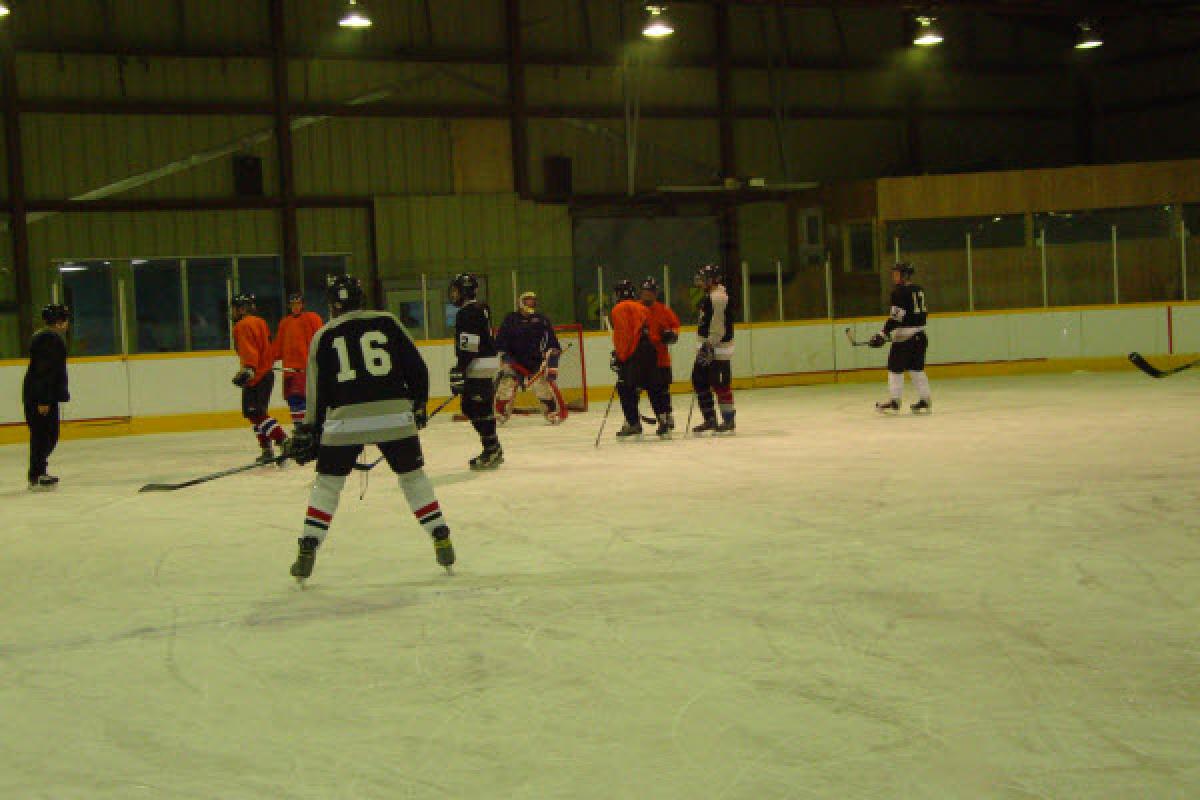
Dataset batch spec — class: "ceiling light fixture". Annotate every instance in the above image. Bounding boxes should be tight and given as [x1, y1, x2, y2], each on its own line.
[0, 4, 10, 18]
[913, 15, 944, 47]
[642, 4, 674, 39]
[1074, 20, 1103, 50]
[339, 0, 372, 29]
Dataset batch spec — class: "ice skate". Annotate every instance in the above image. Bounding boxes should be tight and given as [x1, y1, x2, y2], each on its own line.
[431, 525, 456, 574]
[616, 422, 643, 439]
[666, 413, 676, 431]
[470, 444, 504, 471]
[910, 398, 932, 415]
[256, 443, 276, 465]
[28, 474, 59, 492]
[290, 536, 320, 584]
[875, 399, 900, 414]
[714, 418, 737, 434]
[654, 414, 671, 438]
[692, 416, 718, 434]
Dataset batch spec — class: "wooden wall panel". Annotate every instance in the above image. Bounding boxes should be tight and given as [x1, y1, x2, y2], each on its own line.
[451, 120, 513, 194]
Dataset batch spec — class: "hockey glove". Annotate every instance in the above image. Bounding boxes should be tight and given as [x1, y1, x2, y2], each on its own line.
[286, 423, 319, 466]
[232, 366, 255, 387]
[449, 367, 465, 396]
[868, 332, 888, 349]
[661, 329, 679, 345]
[696, 342, 715, 367]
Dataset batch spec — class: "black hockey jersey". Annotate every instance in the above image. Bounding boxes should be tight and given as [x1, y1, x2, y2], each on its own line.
[697, 285, 735, 360]
[305, 310, 429, 446]
[454, 301, 500, 378]
[23, 329, 70, 406]
[883, 283, 928, 337]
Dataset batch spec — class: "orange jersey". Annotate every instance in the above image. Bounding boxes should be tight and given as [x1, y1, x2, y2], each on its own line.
[645, 301, 681, 368]
[233, 314, 274, 386]
[610, 299, 650, 362]
[273, 311, 324, 371]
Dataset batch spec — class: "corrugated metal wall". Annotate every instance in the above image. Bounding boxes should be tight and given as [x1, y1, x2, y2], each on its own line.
[291, 117, 455, 195]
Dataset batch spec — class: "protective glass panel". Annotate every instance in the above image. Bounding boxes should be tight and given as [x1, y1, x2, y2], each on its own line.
[302, 254, 348, 320]
[186, 258, 231, 351]
[237, 256, 284, 331]
[133, 259, 183, 353]
[58, 260, 117, 356]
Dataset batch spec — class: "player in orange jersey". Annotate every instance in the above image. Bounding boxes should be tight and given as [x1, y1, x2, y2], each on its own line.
[640, 277, 681, 431]
[610, 279, 671, 438]
[273, 292, 325, 428]
[232, 293, 288, 464]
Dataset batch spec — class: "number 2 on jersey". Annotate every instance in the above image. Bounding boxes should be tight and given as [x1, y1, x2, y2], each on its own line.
[332, 332, 393, 382]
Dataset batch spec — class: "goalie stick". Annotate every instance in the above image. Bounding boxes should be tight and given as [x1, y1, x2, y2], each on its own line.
[1128, 351, 1200, 379]
[139, 454, 287, 492]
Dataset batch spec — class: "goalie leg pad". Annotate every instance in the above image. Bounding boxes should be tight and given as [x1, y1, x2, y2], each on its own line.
[531, 377, 567, 422]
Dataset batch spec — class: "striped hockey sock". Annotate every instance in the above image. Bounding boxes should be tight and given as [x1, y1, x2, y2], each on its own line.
[301, 474, 346, 544]
[259, 416, 287, 443]
[398, 469, 447, 535]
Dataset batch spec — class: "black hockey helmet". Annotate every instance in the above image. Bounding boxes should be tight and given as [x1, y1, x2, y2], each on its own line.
[41, 303, 71, 325]
[449, 273, 479, 305]
[694, 264, 723, 286]
[231, 293, 256, 312]
[893, 262, 916, 278]
[613, 279, 637, 301]
[287, 291, 304, 305]
[326, 274, 365, 311]
[640, 276, 659, 294]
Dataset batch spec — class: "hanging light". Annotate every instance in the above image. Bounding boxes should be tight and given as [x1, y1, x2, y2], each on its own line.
[1074, 20, 1103, 50]
[913, 15, 944, 47]
[0, 3, 10, 17]
[339, 0, 372, 29]
[642, 4, 674, 39]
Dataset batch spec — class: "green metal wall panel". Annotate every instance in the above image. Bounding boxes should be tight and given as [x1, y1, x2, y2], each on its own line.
[17, 0, 267, 51]
[18, 55, 272, 101]
[525, 66, 717, 108]
[22, 114, 277, 200]
[735, 119, 905, 182]
[289, 59, 507, 106]
[284, 0, 504, 53]
[292, 117, 454, 196]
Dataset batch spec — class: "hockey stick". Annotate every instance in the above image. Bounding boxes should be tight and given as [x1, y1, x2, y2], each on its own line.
[684, 393, 695, 436]
[353, 395, 458, 471]
[844, 327, 873, 347]
[1128, 351, 1200, 379]
[139, 454, 288, 492]
[594, 384, 618, 448]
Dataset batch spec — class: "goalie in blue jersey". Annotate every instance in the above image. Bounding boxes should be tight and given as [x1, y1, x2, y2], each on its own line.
[495, 292, 567, 424]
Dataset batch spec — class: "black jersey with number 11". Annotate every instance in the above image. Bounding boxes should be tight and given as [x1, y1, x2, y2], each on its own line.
[883, 283, 928, 336]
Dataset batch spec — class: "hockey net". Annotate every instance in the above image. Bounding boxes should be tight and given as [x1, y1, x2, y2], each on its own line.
[454, 323, 588, 420]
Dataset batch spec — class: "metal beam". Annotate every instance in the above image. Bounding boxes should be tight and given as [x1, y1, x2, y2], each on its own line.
[506, 0, 530, 197]
[269, 0, 301, 297]
[1, 28, 32, 345]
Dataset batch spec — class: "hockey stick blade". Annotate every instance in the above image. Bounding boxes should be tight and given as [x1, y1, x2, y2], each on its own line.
[139, 454, 288, 492]
[844, 327, 871, 347]
[1128, 351, 1200, 379]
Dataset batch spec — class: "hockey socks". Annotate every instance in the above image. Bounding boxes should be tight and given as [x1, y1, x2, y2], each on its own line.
[301, 473, 345, 544]
[397, 469, 449, 536]
[286, 395, 306, 426]
[910, 371, 931, 402]
[887, 371, 904, 401]
[252, 415, 288, 447]
[715, 386, 735, 425]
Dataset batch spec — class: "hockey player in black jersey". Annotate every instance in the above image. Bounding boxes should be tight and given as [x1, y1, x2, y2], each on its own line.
[23, 304, 71, 490]
[692, 264, 737, 434]
[284, 275, 455, 583]
[869, 262, 932, 414]
[449, 273, 503, 469]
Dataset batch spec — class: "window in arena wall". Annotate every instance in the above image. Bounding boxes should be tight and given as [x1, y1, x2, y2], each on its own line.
[235, 256, 285, 331]
[56, 260, 118, 356]
[184, 258, 233, 351]
[302, 254, 349, 320]
[132, 259, 184, 354]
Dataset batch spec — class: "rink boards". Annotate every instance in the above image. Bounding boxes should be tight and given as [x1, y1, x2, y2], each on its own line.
[1, 301, 1198, 440]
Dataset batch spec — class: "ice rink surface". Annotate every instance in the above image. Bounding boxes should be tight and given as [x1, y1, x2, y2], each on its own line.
[2, 372, 1199, 799]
